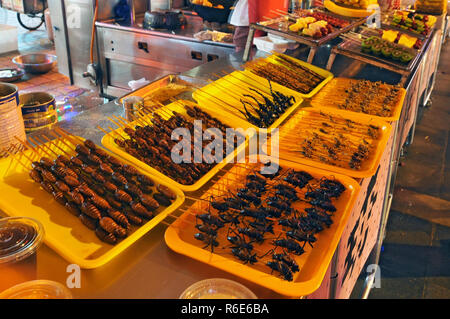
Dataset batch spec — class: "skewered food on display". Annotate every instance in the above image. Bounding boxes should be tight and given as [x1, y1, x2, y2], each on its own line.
[112, 103, 245, 185]
[28, 139, 177, 245]
[233, 81, 296, 128]
[361, 36, 415, 64]
[288, 11, 350, 38]
[190, 163, 347, 281]
[246, 55, 326, 94]
[278, 111, 382, 170]
[311, 78, 405, 118]
[390, 10, 437, 36]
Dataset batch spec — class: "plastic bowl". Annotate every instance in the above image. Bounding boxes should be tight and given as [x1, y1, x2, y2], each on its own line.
[12, 53, 57, 74]
[0, 280, 72, 299]
[179, 278, 257, 299]
[0, 68, 25, 82]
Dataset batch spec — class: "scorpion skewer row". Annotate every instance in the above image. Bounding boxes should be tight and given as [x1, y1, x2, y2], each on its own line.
[26, 135, 177, 245]
[197, 78, 297, 129]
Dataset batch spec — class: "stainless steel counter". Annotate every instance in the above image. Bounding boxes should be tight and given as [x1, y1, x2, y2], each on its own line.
[96, 12, 235, 48]
[96, 13, 236, 98]
[4, 26, 444, 298]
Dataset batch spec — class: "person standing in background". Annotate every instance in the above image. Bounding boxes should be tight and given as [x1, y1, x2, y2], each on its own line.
[229, 0, 290, 52]
[229, 0, 258, 52]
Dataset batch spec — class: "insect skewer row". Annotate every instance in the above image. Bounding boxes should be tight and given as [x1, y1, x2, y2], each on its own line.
[181, 161, 347, 281]
[16, 130, 178, 246]
[105, 101, 245, 186]
[244, 55, 326, 94]
[216, 71, 273, 96]
[310, 78, 404, 117]
[278, 131, 375, 156]
[275, 111, 381, 170]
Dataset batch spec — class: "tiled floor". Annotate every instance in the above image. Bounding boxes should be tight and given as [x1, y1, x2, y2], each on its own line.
[352, 36, 450, 299]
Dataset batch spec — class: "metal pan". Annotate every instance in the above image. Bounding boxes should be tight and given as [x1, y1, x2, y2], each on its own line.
[116, 74, 208, 106]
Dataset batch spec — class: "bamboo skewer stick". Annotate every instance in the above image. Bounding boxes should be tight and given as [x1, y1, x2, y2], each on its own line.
[48, 131, 76, 151]
[112, 114, 132, 128]
[133, 111, 153, 126]
[108, 126, 127, 139]
[191, 85, 248, 117]
[56, 127, 84, 145]
[107, 116, 126, 129]
[97, 125, 114, 137]
[40, 134, 72, 156]
[211, 73, 271, 99]
[53, 128, 80, 148]
[13, 136, 49, 158]
[280, 126, 378, 143]
[6, 149, 30, 170]
[205, 79, 262, 108]
[29, 136, 59, 157]
[220, 70, 272, 95]
[130, 115, 149, 128]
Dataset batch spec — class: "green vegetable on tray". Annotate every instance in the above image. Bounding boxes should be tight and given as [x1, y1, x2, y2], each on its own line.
[360, 35, 415, 64]
[391, 49, 403, 60]
[381, 47, 393, 58]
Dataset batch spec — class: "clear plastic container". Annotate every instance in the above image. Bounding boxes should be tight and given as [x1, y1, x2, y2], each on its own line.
[0, 280, 72, 299]
[0, 217, 45, 292]
[179, 278, 257, 299]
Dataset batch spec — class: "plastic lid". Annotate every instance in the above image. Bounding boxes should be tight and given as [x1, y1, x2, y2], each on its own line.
[179, 278, 257, 299]
[0, 217, 45, 264]
[0, 280, 72, 299]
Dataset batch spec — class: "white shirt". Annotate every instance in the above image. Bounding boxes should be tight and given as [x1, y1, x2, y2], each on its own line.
[229, 0, 249, 27]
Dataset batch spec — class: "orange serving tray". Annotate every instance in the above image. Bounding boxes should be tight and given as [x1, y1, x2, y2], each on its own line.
[0, 136, 185, 269]
[309, 77, 407, 122]
[192, 69, 304, 132]
[101, 100, 251, 193]
[273, 107, 392, 179]
[164, 158, 360, 297]
[244, 53, 334, 99]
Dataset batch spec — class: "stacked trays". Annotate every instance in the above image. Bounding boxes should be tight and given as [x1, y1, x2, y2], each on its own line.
[165, 159, 360, 297]
[0, 136, 185, 268]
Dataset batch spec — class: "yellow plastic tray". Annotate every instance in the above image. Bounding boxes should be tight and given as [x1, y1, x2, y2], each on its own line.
[244, 53, 334, 99]
[274, 107, 392, 178]
[192, 69, 304, 132]
[310, 78, 407, 122]
[0, 136, 185, 269]
[101, 100, 251, 193]
[164, 158, 360, 297]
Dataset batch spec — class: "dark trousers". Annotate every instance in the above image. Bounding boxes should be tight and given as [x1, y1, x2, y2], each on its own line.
[233, 26, 250, 52]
